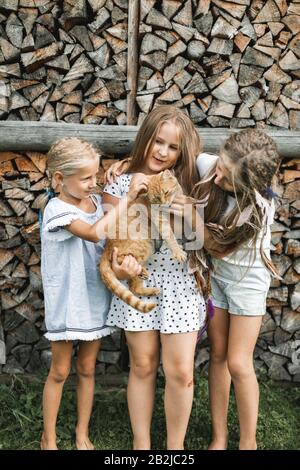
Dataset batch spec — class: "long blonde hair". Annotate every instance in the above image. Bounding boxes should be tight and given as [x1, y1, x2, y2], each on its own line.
[128, 105, 202, 194]
[37, 137, 100, 211]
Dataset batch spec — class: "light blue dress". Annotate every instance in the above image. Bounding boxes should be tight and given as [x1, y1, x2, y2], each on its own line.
[41, 195, 112, 341]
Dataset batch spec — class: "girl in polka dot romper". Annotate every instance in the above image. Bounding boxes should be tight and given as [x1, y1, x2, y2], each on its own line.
[103, 105, 206, 450]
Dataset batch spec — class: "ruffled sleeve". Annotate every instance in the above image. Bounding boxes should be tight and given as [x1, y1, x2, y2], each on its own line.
[102, 174, 127, 199]
[42, 198, 80, 242]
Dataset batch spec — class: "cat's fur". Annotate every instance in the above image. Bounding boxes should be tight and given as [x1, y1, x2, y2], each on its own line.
[100, 170, 186, 313]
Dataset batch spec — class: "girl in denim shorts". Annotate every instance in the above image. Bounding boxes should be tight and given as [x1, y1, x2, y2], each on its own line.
[194, 129, 281, 450]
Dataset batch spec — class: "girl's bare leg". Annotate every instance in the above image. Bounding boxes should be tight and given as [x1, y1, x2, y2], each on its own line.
[227, 315, 262, 450]
[75, 339, 101, 450]
[125, 330, 160, 450]
[207, 307, 231, 450]
[161, 331, 198, 450]
[41, 341, 73, 450]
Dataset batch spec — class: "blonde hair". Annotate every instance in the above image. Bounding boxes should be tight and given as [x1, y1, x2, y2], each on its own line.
[38, 137, 100, 211]
[128, 105, 202, 194]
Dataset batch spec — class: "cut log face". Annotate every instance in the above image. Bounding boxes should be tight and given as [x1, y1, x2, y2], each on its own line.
[212, 0, 247, 19]
[253, 1, 281, 23]
[162, 0, 182, 20]
[212, 75, 241, 104]
[0, 2, 131, 125]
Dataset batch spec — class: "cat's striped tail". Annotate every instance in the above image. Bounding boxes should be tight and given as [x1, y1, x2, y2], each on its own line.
[100, 250, 156, 313]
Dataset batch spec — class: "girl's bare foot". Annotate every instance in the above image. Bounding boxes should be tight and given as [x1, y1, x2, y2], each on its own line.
[40, 433, 58, 450]
[133, 439, 151, 450]
[75, 435, 95, 450]
[239, 440, 257, 450]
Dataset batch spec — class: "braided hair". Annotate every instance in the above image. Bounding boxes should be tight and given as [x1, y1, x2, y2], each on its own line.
[192, 129, 281, 270]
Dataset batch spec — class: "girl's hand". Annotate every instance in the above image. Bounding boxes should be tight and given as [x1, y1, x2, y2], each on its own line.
[204, 225, 236, 258]
[104, 158, 131, 185]
[205, 222, 224, 236]
[160, 194, 198, 216]
[128, 173, 150, 201]
[111, 248, 142, 280]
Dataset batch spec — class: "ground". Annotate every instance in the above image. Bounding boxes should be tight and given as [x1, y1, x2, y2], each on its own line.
[0, 370, 299, 450]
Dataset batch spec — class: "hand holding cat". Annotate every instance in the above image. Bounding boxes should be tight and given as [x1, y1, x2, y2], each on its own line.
[128, 173, 150, 201]
[159, 194, 198, 217]
[111, 247, 143, 280]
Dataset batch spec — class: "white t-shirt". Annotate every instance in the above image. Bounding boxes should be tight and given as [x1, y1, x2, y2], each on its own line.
[196, 153, 273, 289]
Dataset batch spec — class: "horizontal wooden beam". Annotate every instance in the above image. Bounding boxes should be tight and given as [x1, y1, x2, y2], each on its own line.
[0, 121, 299, 158]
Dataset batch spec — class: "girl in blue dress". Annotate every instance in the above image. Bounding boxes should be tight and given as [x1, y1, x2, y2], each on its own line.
[39, 137, 146, 450]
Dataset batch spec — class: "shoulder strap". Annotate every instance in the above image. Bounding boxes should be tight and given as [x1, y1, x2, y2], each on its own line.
[90, 194, 98, 207]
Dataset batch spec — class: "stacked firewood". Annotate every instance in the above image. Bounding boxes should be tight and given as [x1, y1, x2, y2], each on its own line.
[0, 151, 299, 381]
[0, 1, 299, 129]
[262, 157, 300, 382]
[0, 0, 128, 125]
[136, 0, 300, 128]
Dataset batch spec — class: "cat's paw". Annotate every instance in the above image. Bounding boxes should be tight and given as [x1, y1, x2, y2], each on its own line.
[142, 287, 161, 296]
[172, 248, 187, 262]
[139, 267, 149, 280]
[150, 287, 161, 296]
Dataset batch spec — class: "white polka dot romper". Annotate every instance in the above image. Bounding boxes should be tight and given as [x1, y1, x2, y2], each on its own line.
[103, 174, 206, 334]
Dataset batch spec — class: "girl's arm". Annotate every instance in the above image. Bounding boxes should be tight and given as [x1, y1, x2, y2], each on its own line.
[104, 157, 132, 185]
[160, 194, 205, 246]
[102, 192, 119, 210]
[65, 173, 149, 243]
[204, 225, 237, 258]
[162, 195, 237, 258]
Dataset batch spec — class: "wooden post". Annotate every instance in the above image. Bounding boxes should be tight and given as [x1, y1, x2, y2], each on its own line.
[127, 0, 140, 125]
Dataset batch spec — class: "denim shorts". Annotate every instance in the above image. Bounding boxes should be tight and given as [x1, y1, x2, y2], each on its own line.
[211, 260, 271, 316]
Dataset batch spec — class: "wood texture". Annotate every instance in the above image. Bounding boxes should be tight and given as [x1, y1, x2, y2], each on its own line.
[0, 122, 299, 158]
[127, 0, 139, 125]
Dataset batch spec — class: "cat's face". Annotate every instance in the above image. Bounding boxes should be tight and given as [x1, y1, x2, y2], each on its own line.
[147, 170, 181, 205]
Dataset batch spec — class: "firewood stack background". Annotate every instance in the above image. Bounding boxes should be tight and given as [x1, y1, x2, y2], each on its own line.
[0, 0, 299, 127]
[0, 0, 300, 381]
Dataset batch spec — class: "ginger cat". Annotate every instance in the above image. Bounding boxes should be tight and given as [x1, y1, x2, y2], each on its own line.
[100, 170, 187, 313]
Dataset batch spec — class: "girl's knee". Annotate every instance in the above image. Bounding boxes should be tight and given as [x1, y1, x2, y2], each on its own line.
[227, 358, 254, 381]
[130, 358, 159, 380]
[209, 340, 228, 364]
[49, 365, 70, 383]
[76, 361, 96, 378]
[165, 364, 194, 387]
[210, 348, 228, 365]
